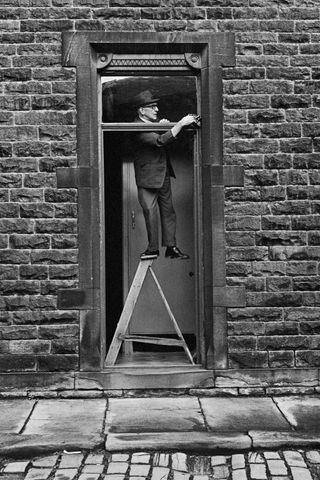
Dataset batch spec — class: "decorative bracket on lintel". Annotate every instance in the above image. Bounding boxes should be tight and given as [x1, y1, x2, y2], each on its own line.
[204, 165, 244, 187]
[56, 167, 96, 188]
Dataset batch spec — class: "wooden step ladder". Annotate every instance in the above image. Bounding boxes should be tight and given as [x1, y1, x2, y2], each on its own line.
[105, 258, 195, 366]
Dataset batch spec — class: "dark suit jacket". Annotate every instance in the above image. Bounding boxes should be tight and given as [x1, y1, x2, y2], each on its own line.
[132, 120, 176, 189]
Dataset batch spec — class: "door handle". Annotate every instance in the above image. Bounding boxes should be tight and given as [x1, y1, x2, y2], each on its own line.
[131, 210, 135, 229]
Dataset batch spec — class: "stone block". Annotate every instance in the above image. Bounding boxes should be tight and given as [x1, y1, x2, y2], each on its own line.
[20, 265, 48, 280]
[10, 234, 50, 249]
[107, 463, 128, 474]
[269, 351, 294, 368]
[246, 292, 303, 307]
[51, 235, 78, 249]
[78, 475, 100, 480]
[261, 216, 291, 230]
[0, 325, 37, 340]
[32, 95, 75, 110]
[215, 368, 318, 388]
[229, 351, 268, 369]
[0, 204, 19, 217]
[0, 158, 37, 173]
[106, 397, 206, 433]
[290, 467, 313, 480]
[260, 186, 286, 201]
[55, 204, 77, 218]
[287, 262, 317, 276]
[53, 469, 78, 480]
[131, 453, 151, 464]
[226, 247, 268, 262]
[51, 338, 78, 354]
[248, 109, 285, 123]
[0, 400, 35, 433]
[24, 399, 106, 437]
[296, 350, 320, 367]
[249, 463, 267, 479]
[200, 397, 290, 432]
[153, 454, 169, 467]
[15, 111, 74, 126]
[84, 454, 104, 464]
[0, 265, 18, 280]
[0, 219, 33, 234]
[35, 219, 77, 234]
[266, 276, 292, 291]
[13, 142, 50, 158]
[231, 469, 247, 480]
[45, 189, 77, 203]
[31, 250, 77, 264]
[25, 468, 53, 480]
[105, 432, 251, 453]
[231, 454, 245, 470]
[9, 340, 50, 355]
[3, 462, 30, 473]
[261, 123, 300, 138]
[271, 94, 310, 109]
[20, 204, 54, 218]
[40, 279, 77, 295]
[59, 454, 83, 469]
[36, 354, 78, 371]
[266, 459, 287, 476]
[32, 455, 59, 468]
[0, 372, 74, 390]
[306, 451, 320, 463]
[225, 216, 261, 231]
[129, 465, 150, 477]
[11, 190, 44, 203]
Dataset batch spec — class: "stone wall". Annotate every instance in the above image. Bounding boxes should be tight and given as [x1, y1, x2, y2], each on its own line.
[1, 0, 320, 382]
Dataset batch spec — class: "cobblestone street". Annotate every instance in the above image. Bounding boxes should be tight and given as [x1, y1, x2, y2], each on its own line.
[1, 450, 320, 480]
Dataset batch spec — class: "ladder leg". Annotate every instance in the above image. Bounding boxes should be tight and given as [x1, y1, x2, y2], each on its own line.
[149, 267, 195, 365]
[105, 260, 152, 366]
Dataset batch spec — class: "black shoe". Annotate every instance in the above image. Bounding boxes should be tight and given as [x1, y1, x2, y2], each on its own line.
[140, 249, 159, 260]
[165, 246, 189, 260]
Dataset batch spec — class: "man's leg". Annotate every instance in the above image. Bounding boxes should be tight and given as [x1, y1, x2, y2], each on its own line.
[158, 173, 189, 260]
[157, 173, 176, 247]
[137, 187, 159, 251]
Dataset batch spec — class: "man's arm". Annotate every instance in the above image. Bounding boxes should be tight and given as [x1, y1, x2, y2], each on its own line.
[171, 114, 200, 138]
[137, 130, 175, 148]
[137, 114, 200, 147]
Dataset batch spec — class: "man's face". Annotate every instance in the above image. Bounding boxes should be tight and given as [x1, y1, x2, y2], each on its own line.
[140, 103, 159, 122]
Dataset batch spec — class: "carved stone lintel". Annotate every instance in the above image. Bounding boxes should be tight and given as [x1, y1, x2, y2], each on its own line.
[100, 53, 193, 72]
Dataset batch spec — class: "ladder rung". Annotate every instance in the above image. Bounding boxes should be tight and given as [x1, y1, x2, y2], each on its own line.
[120, 334, 185, 347]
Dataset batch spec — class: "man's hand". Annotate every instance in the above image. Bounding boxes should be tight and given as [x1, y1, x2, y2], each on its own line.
[171, 113, 201, 137]
[159, 118, 171, 124]
[179, 114, 199, 127]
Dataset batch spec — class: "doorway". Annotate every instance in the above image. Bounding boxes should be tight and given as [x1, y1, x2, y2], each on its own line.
[102, 75, 199, 365]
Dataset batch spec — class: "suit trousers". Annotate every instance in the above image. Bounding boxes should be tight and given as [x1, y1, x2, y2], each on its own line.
[137, 172, 176, 251]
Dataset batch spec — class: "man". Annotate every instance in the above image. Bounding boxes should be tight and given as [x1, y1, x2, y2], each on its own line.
[131, 90, 200, 260]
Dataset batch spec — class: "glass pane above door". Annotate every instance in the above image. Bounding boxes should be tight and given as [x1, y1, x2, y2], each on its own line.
[101, 76, 198, 123]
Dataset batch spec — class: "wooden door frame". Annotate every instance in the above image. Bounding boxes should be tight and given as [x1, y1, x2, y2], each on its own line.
[59, 31, 245, 376]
